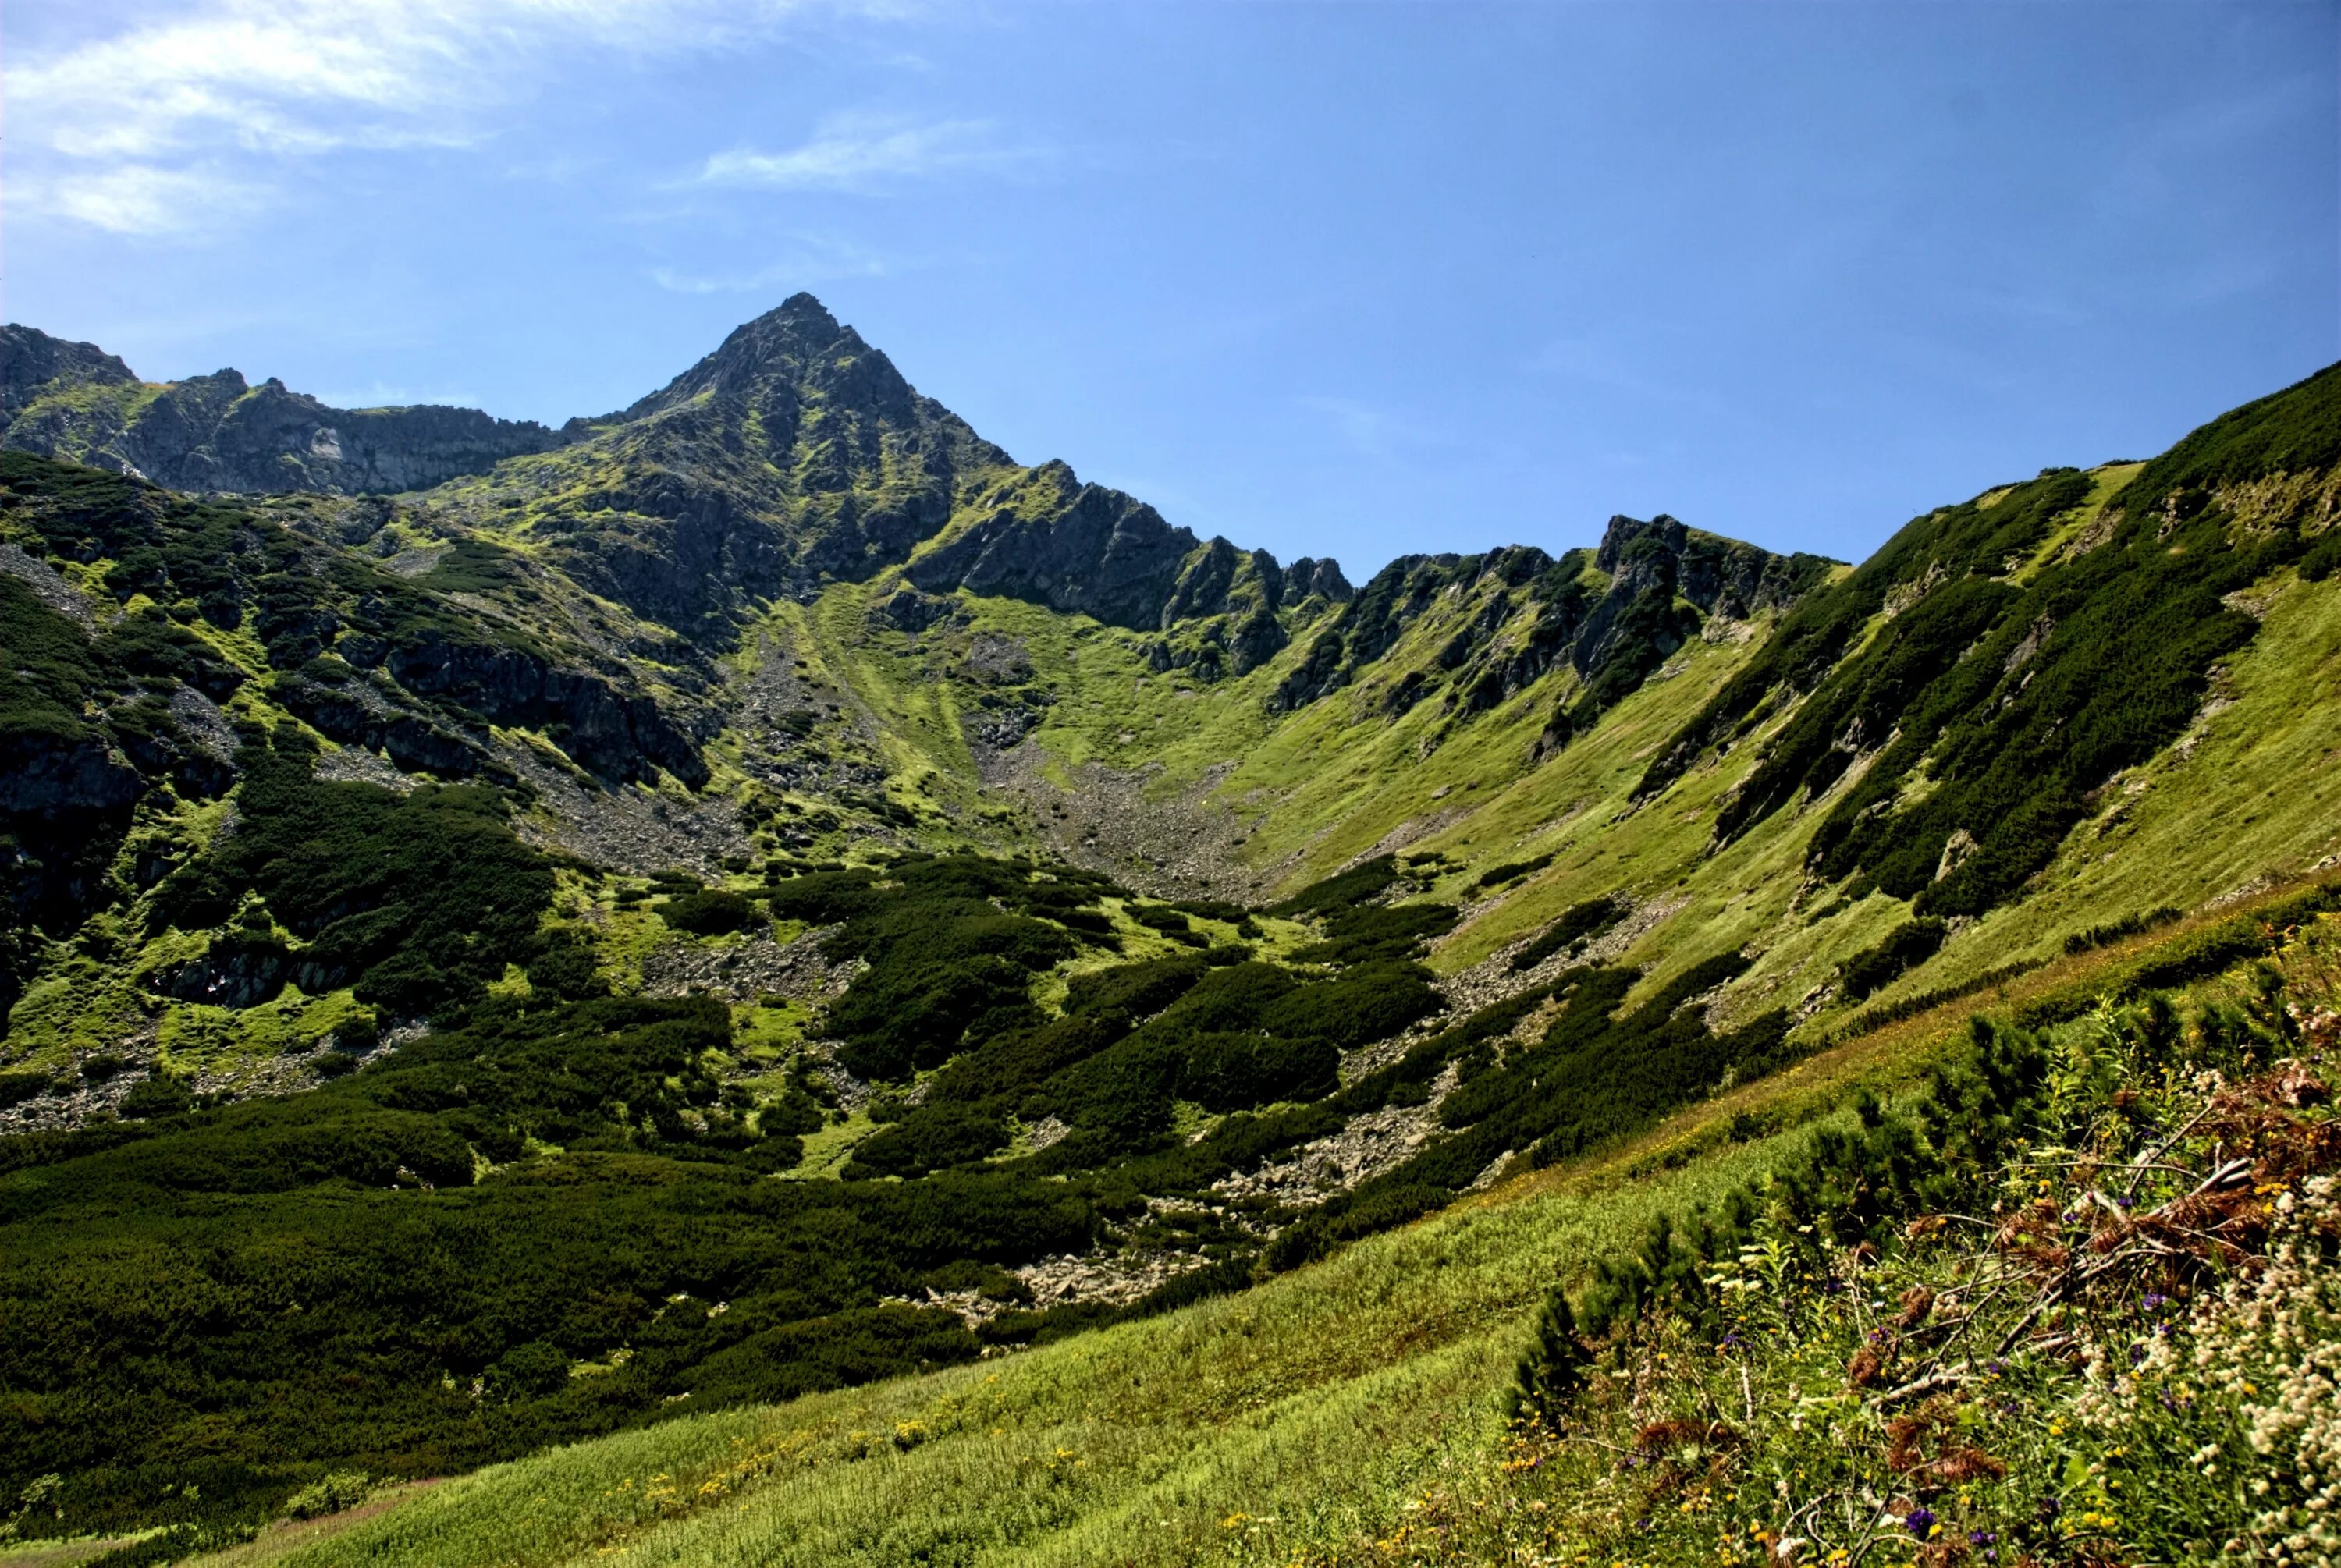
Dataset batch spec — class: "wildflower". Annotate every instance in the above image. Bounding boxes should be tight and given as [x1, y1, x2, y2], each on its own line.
[1904, 1507, 1937, 1537]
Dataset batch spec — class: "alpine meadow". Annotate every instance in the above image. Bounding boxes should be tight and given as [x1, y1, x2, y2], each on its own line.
[2, 15, 2339, 1552]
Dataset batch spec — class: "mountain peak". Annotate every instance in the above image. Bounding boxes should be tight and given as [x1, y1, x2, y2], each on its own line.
[769, 291, 841, 330]
[618, 293, 908, 424]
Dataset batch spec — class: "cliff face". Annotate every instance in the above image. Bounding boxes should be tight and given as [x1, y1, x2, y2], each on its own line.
[0, 326, 572, 495]
[902, 459, 1352, 658]
[1266, 518, 1835, 734]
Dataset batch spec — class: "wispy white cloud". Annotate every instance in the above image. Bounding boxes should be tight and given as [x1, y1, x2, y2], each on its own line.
[12, 163, 268, 237]
[5, 0, 836, 236]
[695, 113, 1048, 192]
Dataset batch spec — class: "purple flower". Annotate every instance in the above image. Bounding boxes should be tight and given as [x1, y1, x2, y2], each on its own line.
[1905, 1507, 1937, 1537]
[2143, 1293, 2170, 1312]
[1969, 1531, 1997, 1547]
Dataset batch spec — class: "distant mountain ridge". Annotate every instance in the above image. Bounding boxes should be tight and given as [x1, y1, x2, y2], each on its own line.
[2, 299, 1369, 645]
[0, 324, 573, 495]
[0, 298, 1822, 679]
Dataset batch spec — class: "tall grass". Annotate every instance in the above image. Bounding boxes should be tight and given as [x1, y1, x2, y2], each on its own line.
[202, 893, 2341, 1567]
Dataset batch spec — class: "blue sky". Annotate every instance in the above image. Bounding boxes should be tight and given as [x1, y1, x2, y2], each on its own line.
[5, 1, 2334, 576]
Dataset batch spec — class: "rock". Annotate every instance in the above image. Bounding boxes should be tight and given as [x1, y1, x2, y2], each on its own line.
[871, 589, 961, 633]
[0, 327, 570, 494]
[378, 631, 705, 785]
[907, 459, 1205, 630]
[158, 931, 293, 1009]
[0, 722, 144, 814]
[638, 925, 861, 1005]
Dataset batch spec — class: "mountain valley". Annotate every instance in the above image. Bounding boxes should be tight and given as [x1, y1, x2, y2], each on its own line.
[2, 299, 2338, 1566]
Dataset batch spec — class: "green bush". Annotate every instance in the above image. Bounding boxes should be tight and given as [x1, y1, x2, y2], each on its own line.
[1508, 897, 1624, 971]
[2063, 903, 2183, 955]
[1470, 853, 1554, 892]
[279, 1470, 372, 1522]
[153, 730, 556, 1021]
[843, 1101, 1011, 1178]
[484, 1341, 569, 1400]
[1063, 955, 1207, 1020]
[1266, 854, 1402, 916]
[1180, 1031, 1339, 1111]
[116, 1077, 193, 1120]
[657, 890, 761, 935]
[1292, 903, 1457, 966]
[0, 1071, 48, 1108]
[1838, 917, 1948, 1001]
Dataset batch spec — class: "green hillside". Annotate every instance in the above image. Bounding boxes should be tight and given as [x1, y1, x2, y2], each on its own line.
[134, 890, 2341, 1567]
[0, 310, 2336, 1566]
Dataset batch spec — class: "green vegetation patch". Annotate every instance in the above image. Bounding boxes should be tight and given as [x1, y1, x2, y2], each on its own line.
[151, 729, 556, 1022]
[1495, 933, 2340, 1568]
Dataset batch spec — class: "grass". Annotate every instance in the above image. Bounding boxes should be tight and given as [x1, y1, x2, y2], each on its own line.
[7, 351, 2336, 1566]
[191, 1119, 1794, 1567]
[181, 890, 2340, 1568]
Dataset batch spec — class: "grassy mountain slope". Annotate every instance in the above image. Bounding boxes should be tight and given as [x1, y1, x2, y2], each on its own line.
[1, 307, 2337, 1564]
[167, 889, 2341, 1567]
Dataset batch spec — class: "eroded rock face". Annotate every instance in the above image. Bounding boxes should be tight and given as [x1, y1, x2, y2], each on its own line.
[158, 931, 296, 1010]
[379, 633, 709, 786]
[1, 325, 137, 424]
[1594, 513, 1827, 621]
[908, 465, 1345, 672]
[908, 460, 1204, 630]
[0, 328, 572, 495]
[1268, 520, 1834, 725]
[6, 303, 1352, 669]
[0, 733, 143, 815]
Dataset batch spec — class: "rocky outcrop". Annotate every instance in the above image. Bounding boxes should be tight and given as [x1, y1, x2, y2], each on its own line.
[1596, 513, 1828, 621]
[1281, 555, 1355, 602]
[0, 730, 143, 814]
[1, 327, 571, 495]
[158, 931, 296, 1009]
[2, 325, 137, 424]
[7, 302, 1359, 666]
[1266, 520, 1833, 727]
[481, 296, 1007, 635]
[908, 460, 1201, 630]
[908, 463, 1347, 669]
[376, 633, 709, 786]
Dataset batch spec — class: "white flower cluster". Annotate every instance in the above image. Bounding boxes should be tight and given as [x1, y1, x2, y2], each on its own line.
[2191, 1176, 2341, 1565]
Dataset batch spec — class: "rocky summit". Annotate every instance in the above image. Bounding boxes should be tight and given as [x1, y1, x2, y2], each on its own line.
[2, 303, 2338, 1566]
